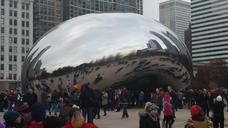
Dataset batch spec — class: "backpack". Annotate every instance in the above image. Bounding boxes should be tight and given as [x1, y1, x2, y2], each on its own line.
[164, 101, 173, 116]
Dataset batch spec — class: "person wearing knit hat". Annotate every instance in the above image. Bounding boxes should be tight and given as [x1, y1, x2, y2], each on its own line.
[185, 105, 213, 128]
[139, 102, 160, 128]
[212, 95, 225, 128]
[3, 111, 24, 128]
[190, 105, 201, 117]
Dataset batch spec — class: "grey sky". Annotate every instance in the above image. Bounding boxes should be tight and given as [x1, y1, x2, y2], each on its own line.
[143, 0, 190, 20]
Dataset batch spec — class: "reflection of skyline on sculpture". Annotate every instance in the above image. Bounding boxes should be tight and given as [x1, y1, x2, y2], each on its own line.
[22, 13, 192, 91]
[30, 13, 183, 72]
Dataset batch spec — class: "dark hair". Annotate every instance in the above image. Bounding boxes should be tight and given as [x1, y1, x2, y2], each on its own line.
[43, 116, 62, 128]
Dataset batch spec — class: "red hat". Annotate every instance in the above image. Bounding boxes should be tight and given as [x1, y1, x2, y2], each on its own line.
[190, 105, 201, 116]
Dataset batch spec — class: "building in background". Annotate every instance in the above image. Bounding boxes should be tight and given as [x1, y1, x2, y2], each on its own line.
[63, 0, 143, 20]
[0, 0, 33, 89]
[33, 0, 63, 43]
[159, 0, 190, 43]
[191, 0, 228, 64]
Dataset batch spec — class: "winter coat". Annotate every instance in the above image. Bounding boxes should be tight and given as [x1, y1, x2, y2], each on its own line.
[27, 120, 43, 128]
[79, 88, 96, 108]
[212, 101, 225, 120]
[23, 93, 37, 108]
[163, 94, 173, 116]
[101, 92, 108, 106]
[139, 111, 160, 128]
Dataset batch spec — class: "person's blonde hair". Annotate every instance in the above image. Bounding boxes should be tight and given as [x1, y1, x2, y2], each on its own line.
[71, 110, 85, 128]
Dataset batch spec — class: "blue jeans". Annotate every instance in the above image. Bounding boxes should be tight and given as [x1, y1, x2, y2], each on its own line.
[82, 107, 94, 124]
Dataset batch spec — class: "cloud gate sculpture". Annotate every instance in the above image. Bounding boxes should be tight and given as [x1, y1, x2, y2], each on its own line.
[22, 13, 192, 92]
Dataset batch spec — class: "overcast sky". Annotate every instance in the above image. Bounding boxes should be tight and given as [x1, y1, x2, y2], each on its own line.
[143, 0, 190, 20]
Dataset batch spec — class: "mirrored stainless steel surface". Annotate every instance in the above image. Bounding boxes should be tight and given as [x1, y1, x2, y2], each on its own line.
[22, 13, 192, 91]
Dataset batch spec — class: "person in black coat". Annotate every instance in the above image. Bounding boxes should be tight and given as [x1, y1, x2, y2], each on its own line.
[139, 102, 160, 128]
[212, 95, 225, 128]
[79, 83, 96, 124]
[22, 88, 37, 110]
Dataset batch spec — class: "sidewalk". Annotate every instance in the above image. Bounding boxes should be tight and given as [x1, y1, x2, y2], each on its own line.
[95, 108, 228, 128]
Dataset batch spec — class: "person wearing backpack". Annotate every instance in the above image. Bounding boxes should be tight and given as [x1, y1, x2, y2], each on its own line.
[162, 93, 174, 128]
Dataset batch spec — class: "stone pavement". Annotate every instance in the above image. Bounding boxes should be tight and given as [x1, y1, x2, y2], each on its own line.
[95, 109, 228, 128]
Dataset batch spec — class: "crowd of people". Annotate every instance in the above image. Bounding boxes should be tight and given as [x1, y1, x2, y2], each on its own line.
[139, 86, 228, 128]
[0, 84, 227, 128]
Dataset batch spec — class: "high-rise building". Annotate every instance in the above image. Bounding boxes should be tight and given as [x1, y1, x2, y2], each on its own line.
[191, 0, 228, 63]
[63, 0, 143, 20]
[33, 0, 63, 43]
[0, 0, 33, 89]
[159, 0, 190, 43]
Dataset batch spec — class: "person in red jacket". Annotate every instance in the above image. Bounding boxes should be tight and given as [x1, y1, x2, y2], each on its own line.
[63, 107, 97, 128]
[162, 93, 175, 128]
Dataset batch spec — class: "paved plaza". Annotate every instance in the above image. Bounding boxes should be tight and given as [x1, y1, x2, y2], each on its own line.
[95, 108, 228, 128]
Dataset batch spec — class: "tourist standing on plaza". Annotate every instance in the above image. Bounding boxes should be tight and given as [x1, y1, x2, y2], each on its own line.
[151, 88, 163, 115]
[7, 90, 16, 111]
[101, 90, 108, 116]
[177, 90, 184, 109]
[49, 90, 60, 116]
[185, 105, 213, 128]
[212, 95, 225, 128]
[23, 88, 37, 109]
[195, 89, 209, 116]
[79, 83, 96, 124]
[120, 88, 129, 119]
[138, 91, 144, 107]
[162, 92, 175, 128]
[93, 90, 102, 119]
[139, 102, 160, 128]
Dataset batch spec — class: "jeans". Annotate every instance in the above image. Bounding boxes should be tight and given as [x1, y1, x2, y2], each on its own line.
[82, 107, 94, 124]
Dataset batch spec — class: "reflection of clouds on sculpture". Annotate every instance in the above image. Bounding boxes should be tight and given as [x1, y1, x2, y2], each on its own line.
[22, 13, 192, 91]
